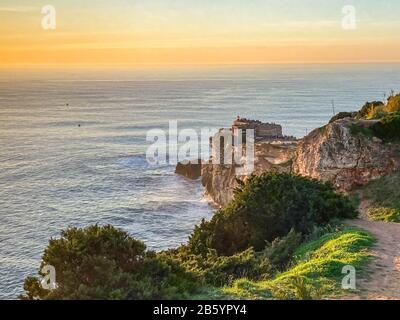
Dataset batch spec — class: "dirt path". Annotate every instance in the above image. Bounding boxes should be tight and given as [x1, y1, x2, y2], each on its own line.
[345, 199, 400, 299]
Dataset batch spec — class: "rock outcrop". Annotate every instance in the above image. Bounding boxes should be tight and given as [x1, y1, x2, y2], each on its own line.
[293, 118, 400, 191]
[175, 160, 202, 180]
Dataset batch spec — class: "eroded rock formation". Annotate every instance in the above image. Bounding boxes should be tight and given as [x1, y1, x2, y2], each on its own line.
[293, 118, 400, 191]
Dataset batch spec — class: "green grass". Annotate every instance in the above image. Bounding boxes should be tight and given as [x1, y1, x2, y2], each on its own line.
[349, 124, 375, 139]
[189, 287, 230, 300]
[362, 171, 400, 223]
[367, 207, 400, 223]
[220, 229, 375, 300]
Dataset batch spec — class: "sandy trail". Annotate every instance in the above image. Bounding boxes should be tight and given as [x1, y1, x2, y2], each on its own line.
[345, 199, 400, 299]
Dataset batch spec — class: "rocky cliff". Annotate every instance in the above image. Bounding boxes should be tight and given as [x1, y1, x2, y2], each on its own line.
[293, 118, 400, 191]
[201, 140, 298, 207]
[199, 117, 400, 207]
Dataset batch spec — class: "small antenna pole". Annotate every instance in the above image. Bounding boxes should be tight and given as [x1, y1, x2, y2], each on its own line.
[331, 99, 336, 116]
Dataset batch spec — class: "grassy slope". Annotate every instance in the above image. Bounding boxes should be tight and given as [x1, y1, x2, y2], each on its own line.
[362, 171, 400, 223]
[217, 229, 374, 300]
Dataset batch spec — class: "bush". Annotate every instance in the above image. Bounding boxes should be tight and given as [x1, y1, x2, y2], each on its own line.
[188, 173, 357, 256]
[356, 101, 385, 119]
[202, 249, 272, 285]
[362, 171, 400, 206]
[261, 229, 302, 270]
[349, 124, 374, 139]
[20, 225, 198, 300]
[371, 111, 400, 142]
[163, 246, 272, 287]
[385, 94, 400, 113]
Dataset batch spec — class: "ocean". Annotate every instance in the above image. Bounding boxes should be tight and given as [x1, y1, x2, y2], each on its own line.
[0, 63, 399, 299]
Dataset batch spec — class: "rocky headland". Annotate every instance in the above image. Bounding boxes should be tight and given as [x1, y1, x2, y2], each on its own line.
[177, 105, 400, 207]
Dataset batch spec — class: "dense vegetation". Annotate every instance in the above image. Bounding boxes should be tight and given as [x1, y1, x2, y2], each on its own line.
[370, 111, 400, 142]
[188, 173, 357, 256]
[22, 173, 363, 300]
[350, 111, 400, 142]
[20, 225, 198, 300]
[362, 171, 400, 223]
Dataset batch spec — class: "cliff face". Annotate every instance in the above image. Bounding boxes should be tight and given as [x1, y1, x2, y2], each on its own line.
[201, 165, 237, 207]
[201, 141, 298, 207]
[200, 118, 400, 207]
[293, 118, 400, 191]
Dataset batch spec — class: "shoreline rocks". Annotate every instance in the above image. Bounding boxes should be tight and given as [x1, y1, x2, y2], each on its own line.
[175, 160, 202, 180]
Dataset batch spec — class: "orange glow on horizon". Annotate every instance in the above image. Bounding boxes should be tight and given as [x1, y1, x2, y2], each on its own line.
[1, 1, 400, 66]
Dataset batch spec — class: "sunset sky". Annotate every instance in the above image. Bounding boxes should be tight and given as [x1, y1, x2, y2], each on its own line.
[1, 0, 400, 65]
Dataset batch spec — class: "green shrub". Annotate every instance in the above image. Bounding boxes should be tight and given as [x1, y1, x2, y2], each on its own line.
[202, 249, 272, 286]
[188, 173, 357, 256]
[371, 111, 400, 141]
[385, 94, 400, 113]
[356, 101, 385, 119]
[163, 246, 272, 287]
[349, 124, 374, 138]
[20, 225, 198, 300]
[362, 171, 400, 210]
[261, 229, 302, 270]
